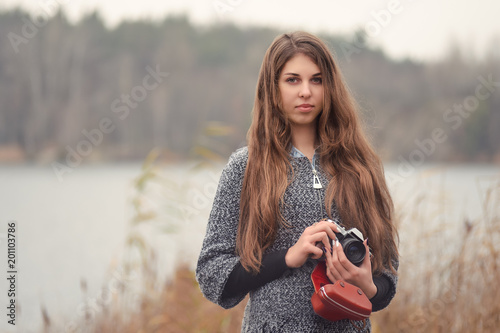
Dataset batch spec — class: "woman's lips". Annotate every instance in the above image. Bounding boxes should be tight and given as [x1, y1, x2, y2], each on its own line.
[296, 104, 314, 112]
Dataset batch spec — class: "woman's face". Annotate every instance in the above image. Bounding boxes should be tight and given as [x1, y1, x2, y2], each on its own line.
[278, 53, 324, 130]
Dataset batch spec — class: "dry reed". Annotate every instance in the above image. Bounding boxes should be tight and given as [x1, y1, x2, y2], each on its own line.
[371, 174, 500, 332]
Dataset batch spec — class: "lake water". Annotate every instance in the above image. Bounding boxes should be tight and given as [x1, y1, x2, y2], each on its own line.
[0, 162, 498, 332]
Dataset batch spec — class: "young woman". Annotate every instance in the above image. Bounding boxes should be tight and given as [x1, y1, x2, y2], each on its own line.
[196, 31, 398, 332]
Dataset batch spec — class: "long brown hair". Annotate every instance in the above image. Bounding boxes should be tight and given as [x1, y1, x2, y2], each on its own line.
[237, 31, 398, 275]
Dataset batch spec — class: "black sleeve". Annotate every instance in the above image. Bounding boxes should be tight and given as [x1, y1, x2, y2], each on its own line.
[369, 272, 396, 312]
[222, 249, 290, 299]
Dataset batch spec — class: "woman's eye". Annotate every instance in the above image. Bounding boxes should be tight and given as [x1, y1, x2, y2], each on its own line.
[312, 77, 322, 84]
[286, 77, 298, 83]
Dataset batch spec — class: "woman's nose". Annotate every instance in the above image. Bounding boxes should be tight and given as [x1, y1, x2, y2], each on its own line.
[299, 83, 311, 98]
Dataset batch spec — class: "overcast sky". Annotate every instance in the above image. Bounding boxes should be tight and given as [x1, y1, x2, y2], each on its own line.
[1, 0, 499, 62]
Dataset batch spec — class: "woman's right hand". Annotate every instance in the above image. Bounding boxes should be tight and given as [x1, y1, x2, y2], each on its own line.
[285, 220, 338, 268]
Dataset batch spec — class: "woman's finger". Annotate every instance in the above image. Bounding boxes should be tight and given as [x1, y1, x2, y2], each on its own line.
[318, 221, 338, 241]
[308, 243, 325, 259]
[325, 248, 342, 281]
[311, 220, 338, 241]
[359, 239, 372, 269]
[335, 241, 354, 272]
[319, 232, 332, 251]
[308, 231, 332, 252]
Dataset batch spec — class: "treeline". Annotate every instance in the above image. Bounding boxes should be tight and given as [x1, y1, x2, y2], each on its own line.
[0, 9, 499, 163]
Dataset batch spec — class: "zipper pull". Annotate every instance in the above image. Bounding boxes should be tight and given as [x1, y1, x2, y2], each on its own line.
[312, 169, 323, 189]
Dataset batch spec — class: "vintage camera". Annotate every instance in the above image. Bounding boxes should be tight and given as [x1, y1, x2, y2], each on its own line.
[327, 219, 370, 266]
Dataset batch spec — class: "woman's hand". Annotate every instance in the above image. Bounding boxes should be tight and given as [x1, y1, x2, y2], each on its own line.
[285, 220, 338, 269]
[325, 239, 377, 299]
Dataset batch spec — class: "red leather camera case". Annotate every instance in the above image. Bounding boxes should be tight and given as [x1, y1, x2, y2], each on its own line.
[311, 262, 372, 322]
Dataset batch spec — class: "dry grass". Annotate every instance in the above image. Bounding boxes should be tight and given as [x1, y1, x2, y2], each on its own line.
[84, 263, 246, 333]
[371, 174, 500, 332]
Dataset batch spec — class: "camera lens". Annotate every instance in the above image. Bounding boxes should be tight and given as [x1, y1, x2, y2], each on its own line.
[341, 239, 365, 266]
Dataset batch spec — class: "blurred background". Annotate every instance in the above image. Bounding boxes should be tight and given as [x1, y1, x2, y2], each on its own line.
[0, 0, 499, 332]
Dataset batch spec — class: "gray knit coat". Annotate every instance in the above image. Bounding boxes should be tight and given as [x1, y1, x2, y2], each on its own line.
[196, 147, 398, 332]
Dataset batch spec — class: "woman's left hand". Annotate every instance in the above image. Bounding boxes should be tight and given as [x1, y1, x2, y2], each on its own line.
[324, 239, 377, 299]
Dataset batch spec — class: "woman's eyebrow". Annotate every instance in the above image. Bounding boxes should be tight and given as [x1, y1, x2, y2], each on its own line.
[282, 72, 322, 76]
